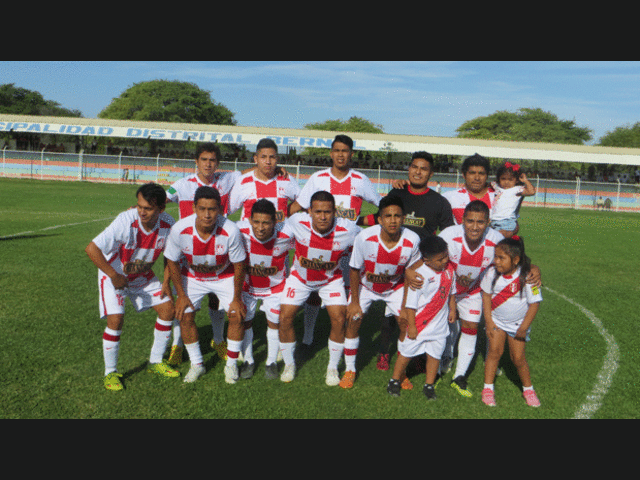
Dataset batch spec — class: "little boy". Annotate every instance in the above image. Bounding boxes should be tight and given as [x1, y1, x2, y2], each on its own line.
[387, 236, 456, 400]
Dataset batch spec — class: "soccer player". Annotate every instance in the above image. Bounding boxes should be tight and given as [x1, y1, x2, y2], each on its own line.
[236, 199, 294, 380]
[289, 134, 381, 348]
[387, 236, 456, 400]
[341, 196, 421, 389]
[163, 186, 247, 384]
[85, 182, 178, 391]
[165, 143, 241, 366]
[228, 137, 300, 223]
[278, 190, 362, 385]
[442, 153, 496, 225]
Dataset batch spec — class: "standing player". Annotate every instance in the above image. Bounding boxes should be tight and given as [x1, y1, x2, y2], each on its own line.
[289, 134, 381, 348]
[85, 183, 179, 391]
[228, 137, 300, 223]
[236, 199, 294, 380]
[341, 196, 421, 389]
[363, 151, 454, 370]
[278, 190, 362, 385]
[163, 186, 247, 384]
[442, 153, 496, 225]
[165, 143, 241, 366]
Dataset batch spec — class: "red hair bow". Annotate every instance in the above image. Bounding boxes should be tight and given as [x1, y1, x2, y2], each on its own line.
[512, 235, 521, 241]
[505, 161, 520, 171]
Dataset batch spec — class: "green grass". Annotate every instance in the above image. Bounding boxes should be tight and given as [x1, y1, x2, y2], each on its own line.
[1, 177, 638, 419]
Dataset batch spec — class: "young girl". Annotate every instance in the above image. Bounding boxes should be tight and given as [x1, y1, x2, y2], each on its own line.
[490, 162, 535, 238]
[480, 236, 542, 407]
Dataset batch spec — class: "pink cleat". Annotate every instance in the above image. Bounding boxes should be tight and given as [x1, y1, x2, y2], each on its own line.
[523, 389, 541, 407]
[482, 388, 496, 407]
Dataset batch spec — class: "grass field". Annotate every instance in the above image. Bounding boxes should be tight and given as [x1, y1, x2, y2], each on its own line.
[1, 177, 638, 419]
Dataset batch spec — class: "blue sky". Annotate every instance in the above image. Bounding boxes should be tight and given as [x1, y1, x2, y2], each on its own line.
[2, 61, 639, 145]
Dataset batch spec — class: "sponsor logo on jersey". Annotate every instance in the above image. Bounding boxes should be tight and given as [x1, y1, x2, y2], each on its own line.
[300, 255, 336, 271]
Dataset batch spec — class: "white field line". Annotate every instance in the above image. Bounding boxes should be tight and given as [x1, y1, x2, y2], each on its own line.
[544, 286, 620, 419]
[0, 217, 114, 240]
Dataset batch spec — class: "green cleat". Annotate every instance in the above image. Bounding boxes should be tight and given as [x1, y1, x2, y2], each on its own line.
[104, 372, 124, 391]
[148, 361, 180, 378]
[450, 376, 473, 398]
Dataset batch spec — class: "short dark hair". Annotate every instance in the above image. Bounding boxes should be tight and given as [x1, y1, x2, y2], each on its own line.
[419, 235, 448, 259]
[310, 190, 335, 210]
[194, 185, 221, 207]
[377, 195, 405, 216]
[461, 153, 489, 175]
[411, 151, 434, 168]
[332, 134, 353, 150]
[195, 142, 221, 162]
[251, 198, 277, 221]
[136, 182, 167, 209]
[256, 138, 278, 153]
[463, 199, 490, 219]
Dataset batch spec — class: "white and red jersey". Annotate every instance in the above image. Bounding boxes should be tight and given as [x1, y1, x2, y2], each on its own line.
[481, 266, 542, 324]
[438, 224, 504, 297]
[404, 262, 456, 337]
[349, 225, 421, 295]
[442, 186, 496, 225]
[166, 171, 241, 219]
[491, 183, 525, 221]
[286, 212, 361, 287]
[237, 219, 294, 297]
[228, 171, 300, 223]
[296, 168, 380, 222]
[163, 213, 246, 282]
[92, 209, 175, 287]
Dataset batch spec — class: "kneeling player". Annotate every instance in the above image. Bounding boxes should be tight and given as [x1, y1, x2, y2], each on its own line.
[164, 186, 247, 384]
[236, 199, 294, 379]
[85, 183, 179, 391]
[387, 236, 456, 400]
[341, 196, 421, 388]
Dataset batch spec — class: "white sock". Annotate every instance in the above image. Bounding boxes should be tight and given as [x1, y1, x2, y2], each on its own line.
[266, 327, 280, 364]
[302, 304, 319, 345]
[484, 383, 494, 391]
[103, 327, 121, 376]
[327, 339, 344, 370]
[344, 337, 359, 372]
[226, 339, 243, 367]
[171, 319, 183, 347]
[185, 342, 203, 366]
[209, 309, 225, 343]
[149, 318, 172, 364]
[454, 326, 477, 378]
[241, 327, 254, 364]
[280, 341, 296, 366]
[523, 385, 534, 392]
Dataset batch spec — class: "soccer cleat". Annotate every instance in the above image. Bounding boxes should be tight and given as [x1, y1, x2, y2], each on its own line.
[183, 364, 206, 383]
[280, 364, 296, 383]
[387, 379, 402, 397]
[482, 388, 497, 406]
[523, 389, 541, 407]
[376, 353, 390, 371]
[339, 370, 356, 389]
[167, 345, 183, 366]
[401, 377, 413, 390]
[450, 376, 473, 397]
[325, 368, 340, 386]
[240, 361, 255, 379]
[148, 361, 180, 378]
[211, 340, 228, 361]
[264, 363, 279, 380]
[224, 363, 239, 384]
[104, 372, 123, 391]
[423, 384, 437, 401]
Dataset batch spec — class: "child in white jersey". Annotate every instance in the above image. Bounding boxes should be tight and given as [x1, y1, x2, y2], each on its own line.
[480, 236, 542, 407]
[490, 162, 535, 238]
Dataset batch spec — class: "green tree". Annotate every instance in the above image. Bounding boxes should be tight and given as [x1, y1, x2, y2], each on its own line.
[98, 79, 236, 125]
[598, 122, 640, 148]
[303, 116, 385, 158]
[0, 83, 82, 117]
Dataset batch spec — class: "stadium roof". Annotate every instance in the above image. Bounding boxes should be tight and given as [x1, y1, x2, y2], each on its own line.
[2, 114, 640, 166]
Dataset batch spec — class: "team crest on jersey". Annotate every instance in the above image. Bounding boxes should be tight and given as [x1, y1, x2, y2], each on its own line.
[276, 210, 285, 222]
[300, 255, 336, 271]
[155, 237, 165, 250]
[216, 243, 225, 254]
[509, 281, 520, 293]
[457, 272, 475, 287]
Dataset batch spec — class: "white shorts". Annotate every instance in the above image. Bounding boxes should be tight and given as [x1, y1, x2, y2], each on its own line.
[455, 291, 483, 323]
[98, 272, 170, 319]
[281, 274, 347, 307]
[493, 318, 531, 342]
[243, 290, 283, 324]
[351, 284, 404, 318]
[181, 275, 239, 314]
[398, 333, 446, 360]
